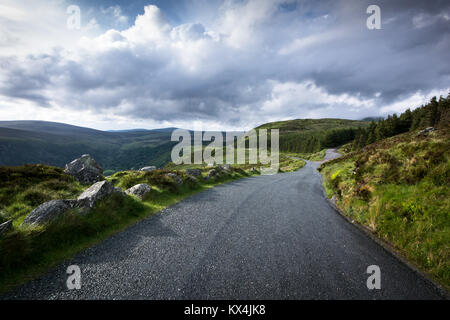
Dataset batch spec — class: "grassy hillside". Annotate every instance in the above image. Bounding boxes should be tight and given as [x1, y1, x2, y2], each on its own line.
[256, 118, 370, 153]
[0, 121, 176, 173]
[0, 165, 84, 225]
[319, 128, 450, 288]
[0, 119, 367, 172]
[0, 155, 305, 292]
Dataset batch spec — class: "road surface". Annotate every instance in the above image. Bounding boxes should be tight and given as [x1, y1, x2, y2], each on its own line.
[2, 150, 445, 299]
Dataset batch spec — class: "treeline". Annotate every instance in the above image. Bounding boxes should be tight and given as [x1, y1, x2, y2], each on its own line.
[279, 127, 358, 153]
[352, 94, 450, 149]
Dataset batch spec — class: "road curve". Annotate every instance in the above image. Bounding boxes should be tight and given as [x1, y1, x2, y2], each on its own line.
[2, 154, 445, 299]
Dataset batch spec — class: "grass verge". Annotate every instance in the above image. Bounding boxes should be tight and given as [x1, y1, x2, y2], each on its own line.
[0, 156, 305, 293]
[319, 128, 450, 289]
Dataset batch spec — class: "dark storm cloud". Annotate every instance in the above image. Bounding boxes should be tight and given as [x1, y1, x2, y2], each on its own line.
[0, 0, 449, 129]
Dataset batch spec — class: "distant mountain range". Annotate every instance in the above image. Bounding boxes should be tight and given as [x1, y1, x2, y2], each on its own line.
[0, 118, 371, 172]
[0, 121, 176, 174]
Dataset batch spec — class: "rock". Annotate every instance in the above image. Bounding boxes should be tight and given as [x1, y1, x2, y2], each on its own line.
[77, 181, 115, 210]
[186, 174, 198, 183]
[417, 127, 436, 136]
[223, 164, 232, 171]
[140, 166, 157, 172]
[166, 173, 183, 185]
[125, 183, 151, 200]
[64, 154, 103, 184]
[22, 200, 76, 227]
[185, 169, 202, 177]
[0, 220, 13, 236]
[208, 169, 218, 179]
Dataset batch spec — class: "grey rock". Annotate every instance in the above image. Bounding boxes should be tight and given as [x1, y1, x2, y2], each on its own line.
[125, 184, 152, 200]
[417, 127, 436, 136]
[185, 169, 202, 177]
[208, 169, 218, 179]
[140, 166, 157, 172]
[64, 154, 103, 184]
[0, 220, 13, 236]
[218, 164, 231, 175]
[22, 200, 76, 227]
[186, 174, 198, 183]
[166, 173, 183, 185]
[77, 181, 115, 210]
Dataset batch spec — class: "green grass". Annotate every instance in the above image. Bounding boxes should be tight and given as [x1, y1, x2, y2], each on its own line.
[256, 118, 369, 132]
[0, 165, 84, 225]
[256, 118, 370, 154]
[0, 155, 305, 293]
[319, 128, 450, 289]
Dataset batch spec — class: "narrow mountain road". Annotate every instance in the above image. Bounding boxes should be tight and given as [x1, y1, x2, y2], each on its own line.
[2, 149, 444, 299]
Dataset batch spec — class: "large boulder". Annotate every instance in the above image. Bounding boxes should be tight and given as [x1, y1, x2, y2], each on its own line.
[0, 220, 13, 236]
[77, 181, 115, 210]
[125, 183, 151, 200]
[140, 166, 157, 172]
[65, 154, 103, 184]
[166, 173, 183, 185]
[22, 200, 76, 227]
[185, 169, 202, 177]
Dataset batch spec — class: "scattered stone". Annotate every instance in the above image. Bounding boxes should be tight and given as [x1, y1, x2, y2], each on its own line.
[125, 183, 152, 200]
[77, 181, 115, 210]
[140, 166, 157, 172]
[0, 220, 13, 236]
[185, 169, 202, 177]
[208, 169, 219, 179]
[64, 154, 103, 184]
[22, 200, 76, 227]
[186, 174, 198, 183]
[417, 127, 436, 136]
[166, 173, 183, 185]
[217, 165, 231, 174]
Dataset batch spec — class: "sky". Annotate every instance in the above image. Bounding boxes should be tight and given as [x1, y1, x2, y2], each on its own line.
[0, 0, 449, 131]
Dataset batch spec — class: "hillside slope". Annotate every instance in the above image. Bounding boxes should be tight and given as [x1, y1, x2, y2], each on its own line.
[256, 118, 370, 153]
[319, 128, 450, 288]
[0, 121, 176, 173]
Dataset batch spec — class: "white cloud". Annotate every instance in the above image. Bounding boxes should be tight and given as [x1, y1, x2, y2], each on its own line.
[380, 88, 450, 114]
[101, 5, 128, 26]
[0, 0, 449, 131]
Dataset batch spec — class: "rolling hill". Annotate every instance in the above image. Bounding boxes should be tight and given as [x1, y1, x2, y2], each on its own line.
[0, 118, 373, 171]
[0, 121, 176, 173]
[256, 118, 371, 153]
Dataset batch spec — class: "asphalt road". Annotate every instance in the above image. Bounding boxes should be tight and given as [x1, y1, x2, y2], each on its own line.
[2, 150, 445, 299]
